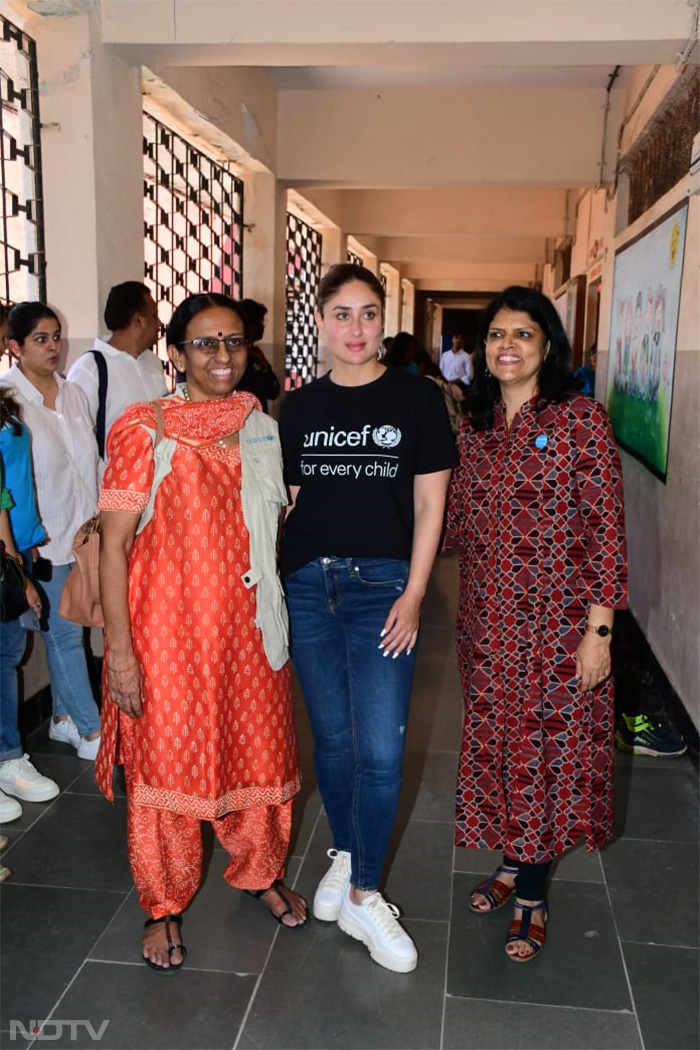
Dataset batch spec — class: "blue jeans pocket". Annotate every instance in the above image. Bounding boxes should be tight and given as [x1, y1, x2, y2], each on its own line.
[350, 558, 409, 589]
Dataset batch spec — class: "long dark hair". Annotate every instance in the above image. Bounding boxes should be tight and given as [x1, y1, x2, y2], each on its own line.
[0, 388, 23, 435]
[468, 286, 577, 430]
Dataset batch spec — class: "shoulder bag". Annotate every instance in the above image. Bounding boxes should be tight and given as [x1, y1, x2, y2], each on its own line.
[0, 541, 28, 622]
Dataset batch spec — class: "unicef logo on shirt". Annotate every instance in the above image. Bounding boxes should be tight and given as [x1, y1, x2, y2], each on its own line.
[372, 424, 402, 449]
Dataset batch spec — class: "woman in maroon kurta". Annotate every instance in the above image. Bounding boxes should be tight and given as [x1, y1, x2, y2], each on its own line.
[445, 286, 626, 962]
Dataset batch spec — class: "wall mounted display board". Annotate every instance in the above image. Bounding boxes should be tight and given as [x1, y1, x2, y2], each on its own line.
[605, 201, 688, 482]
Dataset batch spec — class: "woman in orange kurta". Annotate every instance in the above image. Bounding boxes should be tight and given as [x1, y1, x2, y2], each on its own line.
[96, 293, 306, 973]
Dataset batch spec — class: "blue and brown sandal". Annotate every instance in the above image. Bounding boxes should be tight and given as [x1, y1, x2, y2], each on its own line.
[505, 901, 548, 962]
[469, 864, 519, 913]
[142, 914, 187, 973]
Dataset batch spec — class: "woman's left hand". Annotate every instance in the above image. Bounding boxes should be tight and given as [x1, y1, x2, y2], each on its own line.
[575, 633, 612, 693]
[379, 591, 421, 658]
[24, 577, 42, 616]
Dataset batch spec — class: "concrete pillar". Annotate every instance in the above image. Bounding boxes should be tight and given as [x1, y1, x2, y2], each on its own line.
[27, 5, 142, 366]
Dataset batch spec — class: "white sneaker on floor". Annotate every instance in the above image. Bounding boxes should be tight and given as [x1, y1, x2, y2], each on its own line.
[313, 848, 352, 921]
[338, 889, 418, 973]
[0, 755, 60, 803]
[77, 734, 101, 761]
[48, 717, 81, 750]
[0, 788, 22, 822]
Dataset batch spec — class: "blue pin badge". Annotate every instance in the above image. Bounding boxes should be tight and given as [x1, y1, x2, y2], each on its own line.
[535, 433, 548, 449]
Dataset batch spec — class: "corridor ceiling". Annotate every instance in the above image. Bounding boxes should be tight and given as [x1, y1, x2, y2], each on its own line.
[102, 0, 695, 302]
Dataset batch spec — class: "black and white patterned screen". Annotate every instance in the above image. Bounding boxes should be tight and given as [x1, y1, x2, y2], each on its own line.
[143, 111, 244, 361]
[285, 213, 322, 390]
[347, 248, 363, 266]
[0, 15, 45, 314]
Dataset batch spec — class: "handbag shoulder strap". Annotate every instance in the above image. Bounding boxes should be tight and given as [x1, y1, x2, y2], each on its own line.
[152, 399, 165, 450]
[90, 349, 108, 460]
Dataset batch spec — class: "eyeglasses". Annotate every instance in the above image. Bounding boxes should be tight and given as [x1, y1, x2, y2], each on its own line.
[179, 336, 248, 355]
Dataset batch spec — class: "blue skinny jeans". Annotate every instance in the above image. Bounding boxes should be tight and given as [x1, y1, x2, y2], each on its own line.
[285, 557, 417, 891]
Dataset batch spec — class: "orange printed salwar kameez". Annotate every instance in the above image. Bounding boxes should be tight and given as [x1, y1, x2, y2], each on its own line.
[95, 393, 299, 916]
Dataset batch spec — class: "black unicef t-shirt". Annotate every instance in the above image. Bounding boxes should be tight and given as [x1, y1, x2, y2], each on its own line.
[279, 367, 457, 576]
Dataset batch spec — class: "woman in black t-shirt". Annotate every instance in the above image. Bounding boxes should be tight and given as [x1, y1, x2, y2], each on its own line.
[280, 264, 455, 973]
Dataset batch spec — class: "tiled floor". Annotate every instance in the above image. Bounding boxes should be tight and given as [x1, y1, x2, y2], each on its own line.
[1, 551, 698, 1050]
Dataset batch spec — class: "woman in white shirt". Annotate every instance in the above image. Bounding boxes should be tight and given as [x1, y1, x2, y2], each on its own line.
[1, 302, 101, 759]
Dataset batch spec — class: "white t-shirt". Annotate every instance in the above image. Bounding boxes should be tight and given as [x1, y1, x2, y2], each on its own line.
[0, 365, 98, 564]
[441, 349, 473, 384]
[67, 338, 167, 454]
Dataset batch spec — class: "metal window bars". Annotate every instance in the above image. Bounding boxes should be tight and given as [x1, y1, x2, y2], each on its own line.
[285, 212, 322, 390]
[0, 15, 46, 318]
[143, 111, 244, 368]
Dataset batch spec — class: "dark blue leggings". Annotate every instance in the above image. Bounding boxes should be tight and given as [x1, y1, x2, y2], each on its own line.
[504, 855, 552, 900]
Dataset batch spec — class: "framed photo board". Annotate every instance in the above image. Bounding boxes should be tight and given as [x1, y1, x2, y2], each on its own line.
[605, 201, 688, 481]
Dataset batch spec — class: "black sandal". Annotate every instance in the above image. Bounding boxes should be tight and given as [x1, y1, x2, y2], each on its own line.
[142, 914, 187, 973]
[245, 879, 309, 930]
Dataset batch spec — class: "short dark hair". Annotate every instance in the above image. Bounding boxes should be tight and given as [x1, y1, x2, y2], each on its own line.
[385, 331, 419, 369]
[468, 285, 577, 430]
[316, 263, 385, 316]
[104, 281, 152, 332]
[165, 293, 248, 349]
[6, 301, 60, 346]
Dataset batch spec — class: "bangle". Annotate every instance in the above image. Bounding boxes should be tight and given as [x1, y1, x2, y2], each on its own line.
[108, 662, 139, 675]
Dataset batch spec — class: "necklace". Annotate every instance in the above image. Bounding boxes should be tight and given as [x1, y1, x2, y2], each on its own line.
[181, 385, 233, 447]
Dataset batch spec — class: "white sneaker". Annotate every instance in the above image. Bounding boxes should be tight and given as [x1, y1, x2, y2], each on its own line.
[0, 788, 22, 822]
[0, 755, 60, 803]
[77, 734, 101, 761]
[338, 889, 418, 973]
[49, 717, 80, 750]
[313, 848, 352, 921]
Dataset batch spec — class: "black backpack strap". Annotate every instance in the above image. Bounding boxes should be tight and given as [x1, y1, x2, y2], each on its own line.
[90, 349, 108, 460]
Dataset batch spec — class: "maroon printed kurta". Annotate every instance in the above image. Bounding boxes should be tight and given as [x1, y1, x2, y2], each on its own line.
[445, 394, 627, 863]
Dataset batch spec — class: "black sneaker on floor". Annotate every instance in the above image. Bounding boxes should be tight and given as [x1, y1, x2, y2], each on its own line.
[615, 713, 688, 757]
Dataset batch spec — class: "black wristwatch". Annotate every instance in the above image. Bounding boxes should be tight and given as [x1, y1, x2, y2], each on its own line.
[586, 623, 612, 638]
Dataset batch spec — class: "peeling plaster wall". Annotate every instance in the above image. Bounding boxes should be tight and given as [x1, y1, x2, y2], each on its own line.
[150, 64, 278, 174]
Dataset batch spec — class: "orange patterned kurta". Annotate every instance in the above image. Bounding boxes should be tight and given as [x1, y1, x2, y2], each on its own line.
[95, 393, 299, 820]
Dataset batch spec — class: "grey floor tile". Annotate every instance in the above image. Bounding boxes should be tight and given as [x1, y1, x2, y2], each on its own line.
[45, 960, 256, 1049]
[90, 851, 304, 973]
[453, 843, 604, 883]
[398, 749, 459, 824]
[614, 762, 699, 842]
[2, 792, 131, 892]
[0, 753, 86, 838]
[447, 876, 631, 1010]
[405, 680, 463, 752]
[0, 885, 125, 1029]
[384, 820, 454, 921]
[288, 784, 323, 860]
[66, 763, 126, 798]
[237, 917, 448, 1050]
[624, 942, 699, 1050]
[601, 837, 699, 947]
[443, 997, 642, 1050]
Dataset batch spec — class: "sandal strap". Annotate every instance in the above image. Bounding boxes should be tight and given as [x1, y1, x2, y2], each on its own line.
[471, 865, 517, 910]
[507, 902, 548, 952]
[144, 913, 186, 960]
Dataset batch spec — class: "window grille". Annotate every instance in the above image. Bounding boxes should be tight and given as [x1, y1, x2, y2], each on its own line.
[0, 15, 45, 314]
[620, 66, 699, 224]
[285, 213, 322, 390]
[347, 248, 363, 266]
[143, 112, 244, 364]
